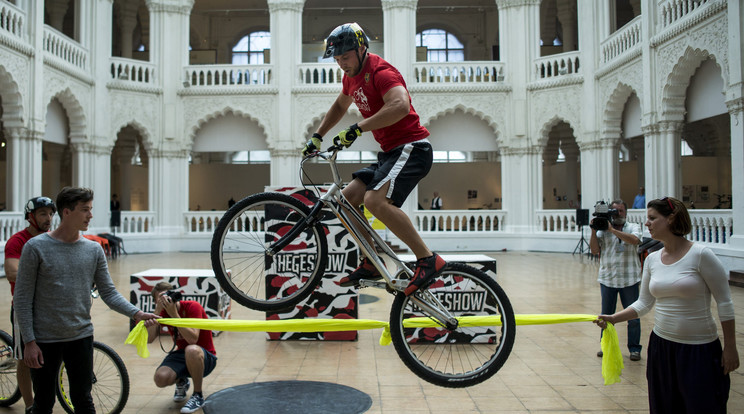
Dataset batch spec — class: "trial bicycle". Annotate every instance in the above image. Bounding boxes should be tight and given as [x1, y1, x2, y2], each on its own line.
[0, 289, 130, 413]
[211, 142, 516, 387]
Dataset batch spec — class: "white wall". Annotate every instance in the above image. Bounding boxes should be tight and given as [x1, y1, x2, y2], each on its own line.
[44, 99, 68, 145]
[193, 114, 268, 151]
[686, 59, 727, 122]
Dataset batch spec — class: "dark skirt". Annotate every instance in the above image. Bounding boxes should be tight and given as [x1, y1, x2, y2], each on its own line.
[646, 331, 730, 413]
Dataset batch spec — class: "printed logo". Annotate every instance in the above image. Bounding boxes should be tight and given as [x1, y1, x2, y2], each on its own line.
[352, 87, 370, 112]
[364, 73, 370, 83]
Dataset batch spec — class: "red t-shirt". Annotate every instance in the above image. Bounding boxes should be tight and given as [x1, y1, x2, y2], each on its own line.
[4, 229, 34, 296]
[159, 300, 216, 356]
[342, 53, 429, 152]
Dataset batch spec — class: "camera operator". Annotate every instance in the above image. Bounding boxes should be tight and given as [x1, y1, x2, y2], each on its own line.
[589, 199, 643, 361]
[147, 282, 217, 413]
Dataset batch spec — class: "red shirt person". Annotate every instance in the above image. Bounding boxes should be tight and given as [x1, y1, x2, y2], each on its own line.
[146, 282, 216, 414]
[302, 22, 445, 296]
[4, 196, 56, 412]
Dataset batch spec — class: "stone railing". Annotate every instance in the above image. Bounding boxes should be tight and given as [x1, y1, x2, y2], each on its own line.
[0, 212, 61, 244]
[534, 51, 581, 80]
[619, 209, 732, 246]
[412, 62, 505, 84]
[184, 211, 226, 234]
[536, 209, 580, 232]
[184, 64, 272, 87]
[412, 210, 506, 232]
[658, 0, 714, 28]
[297, 63, 343, 85]
[601, 15, 642, 64]
[110, 57, 156, 84]
[118, 211, 156, 234]
[0, 1, 24, 39]
[43, 25, 88, 71]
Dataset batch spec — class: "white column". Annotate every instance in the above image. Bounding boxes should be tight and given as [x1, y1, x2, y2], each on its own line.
[500, 146, 542, 233]
[381, 0, 417, 83]
[6, 128, 43, 211]
[46, 0, 70, 31]
[68, 142, 113, 231]
[267, 0, 304, 186]
[579, 138, 619, 205]
[726, 0, 744, 247]
[642, 122, 682, 202]
[556, 0, 577, 51]
[149, 149, 189, 238]
[116, 1, 139, 58]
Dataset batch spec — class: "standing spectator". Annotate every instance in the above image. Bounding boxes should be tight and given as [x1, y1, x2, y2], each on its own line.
[4, 197, 56, 414]
[110, 193, 121, 232]
[302, 22, 445, 296]
[632, 186, 645, 209]
[430, 192, 442, 210]
[14, 187, 159, 413]
[147, 282, 217, 413]
[589, 199, 643, 361]
[596, 197, 738, 412]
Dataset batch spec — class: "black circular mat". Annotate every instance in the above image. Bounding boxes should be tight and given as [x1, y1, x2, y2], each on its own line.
[203, 380, 372, 414]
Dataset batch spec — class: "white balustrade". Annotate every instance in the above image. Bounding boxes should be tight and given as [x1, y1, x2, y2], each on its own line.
[0, 1, 24, 39]
[412, 62, 505, 84]
[184, 211, 227, 234]
[413, 210, 506, 232]
[297, 63, 343, 85]
[184, 64, 272, 87]
[118, 211, 155, 234]
[534, 51, 580, 80]
[0, 212, 27, 243]
[43, 26, 88, 70]
[601, 16, 642, 64]
[658, 0, 712, 28]
[110, 57, 156, 84]
[536, 210, 579, 232]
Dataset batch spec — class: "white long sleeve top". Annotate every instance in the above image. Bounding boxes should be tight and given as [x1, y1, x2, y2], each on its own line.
[629, 243, 734, 345]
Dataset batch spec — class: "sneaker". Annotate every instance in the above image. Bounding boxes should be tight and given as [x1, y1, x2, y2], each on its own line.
[180, 393, 205, 413]
[25, 407, 32, 414]
[339, 257, 383, 287]
[403, 253, 446, 296]
[173, 378, 190, 402]
[630, 351, 641, 361]
[597, 350, 603, 357]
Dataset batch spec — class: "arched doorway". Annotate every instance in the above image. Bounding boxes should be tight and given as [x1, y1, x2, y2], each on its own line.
[111, 124, 149, 211]
[542, 120, 579, 209]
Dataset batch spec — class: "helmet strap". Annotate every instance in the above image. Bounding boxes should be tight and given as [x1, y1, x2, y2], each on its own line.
[28, 213, 43, 234]
[355, 47, 367, 75]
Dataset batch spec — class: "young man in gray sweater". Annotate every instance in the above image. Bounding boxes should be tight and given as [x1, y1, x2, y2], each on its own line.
[14, 187, 159, 413]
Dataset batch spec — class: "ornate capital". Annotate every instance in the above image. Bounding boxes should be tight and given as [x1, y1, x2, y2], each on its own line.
[267, 0, 305, 13]
[726, 97, 744, 116]
[494, 0, 541, 10]
[381, 0, 417, 12]
[145, 0, 194, 15]
[150, 148, 190, 159]
[500, 145, 540, 156]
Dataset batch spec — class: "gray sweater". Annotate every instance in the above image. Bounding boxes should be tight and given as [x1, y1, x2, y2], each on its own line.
[14, 233, 139, 343]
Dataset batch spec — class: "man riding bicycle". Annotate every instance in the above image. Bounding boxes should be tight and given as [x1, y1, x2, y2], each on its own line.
[302, 22, 444, 296]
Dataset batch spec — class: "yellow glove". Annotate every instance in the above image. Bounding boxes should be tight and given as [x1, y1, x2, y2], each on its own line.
[334, 124, 362, 148]
[302, 133, 323, 156]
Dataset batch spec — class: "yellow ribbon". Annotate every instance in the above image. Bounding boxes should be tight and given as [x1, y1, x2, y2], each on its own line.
[125, 314, 621, 384]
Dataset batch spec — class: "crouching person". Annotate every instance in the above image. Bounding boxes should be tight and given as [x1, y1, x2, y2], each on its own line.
[147, 282, 217, 413]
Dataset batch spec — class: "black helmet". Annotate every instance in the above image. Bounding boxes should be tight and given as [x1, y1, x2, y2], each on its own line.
[323, 23, 369, 59]
[25, 196, 56, 217]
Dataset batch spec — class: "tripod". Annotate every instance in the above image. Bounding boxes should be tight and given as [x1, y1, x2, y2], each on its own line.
[572, 225, 590, 256]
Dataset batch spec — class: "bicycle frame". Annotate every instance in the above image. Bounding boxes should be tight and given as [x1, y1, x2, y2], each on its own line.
[284, 146, 458, 328]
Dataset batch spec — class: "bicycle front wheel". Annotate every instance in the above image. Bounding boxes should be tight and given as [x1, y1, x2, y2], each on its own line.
[56, 341, 130, 414]
[211, 192, 328, 311]
[389, 263, 515, 388]
[0, 330, 21, 407]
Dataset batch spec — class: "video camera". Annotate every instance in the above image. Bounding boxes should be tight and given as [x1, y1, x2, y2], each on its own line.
[165, 290, 183, 302]
[589, 201, 619, 231]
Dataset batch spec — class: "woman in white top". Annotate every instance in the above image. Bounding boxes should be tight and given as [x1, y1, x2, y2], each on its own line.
[595, 197, 738, 413]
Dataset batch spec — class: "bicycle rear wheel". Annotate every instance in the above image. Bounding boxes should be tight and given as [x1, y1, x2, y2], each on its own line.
[211, 192, 328, 311]
[56, 341, 129, 414]
[389, 263, 515, 387]
[0, 330, 21, 407]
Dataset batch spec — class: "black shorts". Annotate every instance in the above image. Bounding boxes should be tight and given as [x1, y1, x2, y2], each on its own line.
[159, 348, 218, 379]
[352, 140, 433, 207]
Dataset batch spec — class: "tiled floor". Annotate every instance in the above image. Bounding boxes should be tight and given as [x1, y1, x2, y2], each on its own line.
[2, 251, 743, 413]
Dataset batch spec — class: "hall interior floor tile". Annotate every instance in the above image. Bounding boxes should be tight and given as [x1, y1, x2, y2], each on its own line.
[2, 251, 742, 413]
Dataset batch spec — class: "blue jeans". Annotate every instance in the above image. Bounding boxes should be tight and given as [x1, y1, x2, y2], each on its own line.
[600, 283, 641, 353]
